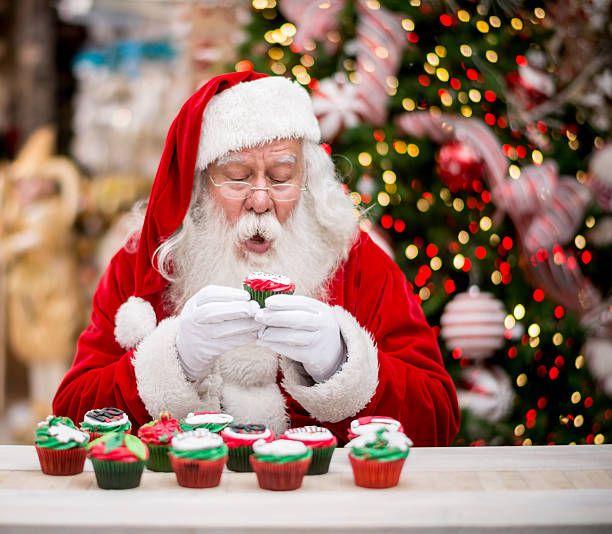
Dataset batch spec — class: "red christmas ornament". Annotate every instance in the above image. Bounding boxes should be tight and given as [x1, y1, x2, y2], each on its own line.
[436, 141, 484, 192]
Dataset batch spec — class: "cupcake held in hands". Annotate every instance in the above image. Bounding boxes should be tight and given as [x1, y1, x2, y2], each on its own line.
[87, 432, 149, 490]
[169, 429, 228, 488]
[80, 407, 132, 440]
[250, 439, 312, 491]
[243, 272, 295, 308]
[346, 429, 413, 489]
[137, 411, 181, 472]
[35, 415, 89, 475]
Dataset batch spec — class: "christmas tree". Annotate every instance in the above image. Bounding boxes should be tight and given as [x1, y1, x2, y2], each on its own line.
[239, 0, 611, 445]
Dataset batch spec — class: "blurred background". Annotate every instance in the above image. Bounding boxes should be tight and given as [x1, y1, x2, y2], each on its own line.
[0, 0, 610, 446]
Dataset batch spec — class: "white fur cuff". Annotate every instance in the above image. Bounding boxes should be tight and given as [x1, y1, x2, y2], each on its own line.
[131, 316, 202, 420]
[281, 306, 379, 423]
[115, 296, 157, 350]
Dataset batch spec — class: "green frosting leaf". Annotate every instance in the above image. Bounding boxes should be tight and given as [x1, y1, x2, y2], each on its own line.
[104, 432, 125, 453]
[125, 434, 148, 461]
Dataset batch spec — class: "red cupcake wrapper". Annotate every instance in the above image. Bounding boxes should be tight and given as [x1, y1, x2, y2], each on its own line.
[169, 455, 227, 488]
[250, 456, 311, 491]
[348, 455, 406, 489]
[35, 445, 87, 476]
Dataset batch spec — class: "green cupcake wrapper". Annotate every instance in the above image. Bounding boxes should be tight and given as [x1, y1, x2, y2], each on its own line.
[307, 445, 336, 475]
[226, 445, 254, 472]
[90, 458, 145, 489]
[244, 287, 293, 308]
[145, 444, 173, 472]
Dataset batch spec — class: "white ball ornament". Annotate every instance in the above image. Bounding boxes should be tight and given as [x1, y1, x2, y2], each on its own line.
[457, 365, 515, 423]
[440, 286, 506, 360]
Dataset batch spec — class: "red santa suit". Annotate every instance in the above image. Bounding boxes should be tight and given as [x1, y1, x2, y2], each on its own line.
[53, 71, 459, 446]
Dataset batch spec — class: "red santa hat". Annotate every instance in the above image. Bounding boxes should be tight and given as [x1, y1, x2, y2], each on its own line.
[133, 71, 321, 299]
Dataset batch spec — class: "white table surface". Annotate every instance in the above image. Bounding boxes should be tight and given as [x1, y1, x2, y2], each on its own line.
[1, 444, 611, 532]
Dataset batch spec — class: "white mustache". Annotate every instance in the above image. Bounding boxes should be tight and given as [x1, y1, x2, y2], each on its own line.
[235, 212, 282, 242]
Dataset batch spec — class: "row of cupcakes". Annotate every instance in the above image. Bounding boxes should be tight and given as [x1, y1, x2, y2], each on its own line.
[35, 411, 412, 490]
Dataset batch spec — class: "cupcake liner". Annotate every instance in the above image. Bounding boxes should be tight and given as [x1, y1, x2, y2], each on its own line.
[348, 455, 406, 489]
[90, 458, 145, 489]
[169, 455, 227, 488]
[307, 445, 336, 475]
[245, 288, 293, 308]
[226, 445, 254, 472]
[35, 446, 87, 476]
[145, 444, 173, 472]
[250, 456, 311, 491]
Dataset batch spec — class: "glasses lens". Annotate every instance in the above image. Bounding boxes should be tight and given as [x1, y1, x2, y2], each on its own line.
[270, 183, 300, 201]
[219, 181, 250, 199]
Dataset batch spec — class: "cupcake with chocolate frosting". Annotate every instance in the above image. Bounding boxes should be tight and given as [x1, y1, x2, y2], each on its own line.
[220, 423, 274, 472]
[80, 407, 132, 441]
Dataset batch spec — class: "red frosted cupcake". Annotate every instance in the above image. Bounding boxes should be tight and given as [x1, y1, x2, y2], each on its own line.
[243, 272, 295, 308]
[80, 407, 132, 441]
[347, 415, 404, 440]
[346, 429, 413, 489]
[34, 415, 89, 475]
[281, 426, 337, 475]
[250, 439, 312, 491]
[137, 411, 181, 472]
[220, 423, 274, 472]
[169, 429, 228, 488]
[87, 432, 149, 489]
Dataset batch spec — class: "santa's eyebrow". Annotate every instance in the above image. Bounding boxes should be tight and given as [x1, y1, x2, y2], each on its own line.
[271, 154, 297, 165]
[215, 154, 247, 166]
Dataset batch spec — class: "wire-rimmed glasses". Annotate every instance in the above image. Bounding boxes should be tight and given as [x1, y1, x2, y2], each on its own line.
[207, 174, 307, 201]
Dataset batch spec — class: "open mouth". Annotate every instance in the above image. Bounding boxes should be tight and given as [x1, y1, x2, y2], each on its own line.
[244, 233, 272, 254]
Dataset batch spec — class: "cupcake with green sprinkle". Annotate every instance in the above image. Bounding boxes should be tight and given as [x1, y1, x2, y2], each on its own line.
[169, 429, 228, 488]
[179, 411, 234, 433]
[250, 439, 312, 491]
[243, 272, 295, 308]
[34, 415, 89, 475]
[346, 429, 413, 489]
[87, 432, 148, 489]
[137, 411, 181, 472]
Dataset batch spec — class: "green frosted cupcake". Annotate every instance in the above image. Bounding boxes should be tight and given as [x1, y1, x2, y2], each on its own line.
[169, 429, 228, 488]
[346, 429, 413, 489]
[179, 411, 234, 433]
[80, 407, 132, 441]
[250, 439, 312, 491]
[34, 415, 89, 475]
[87, 432, 149, 489]
[243, 272, 295, 308]
[137, 411, 181, 472]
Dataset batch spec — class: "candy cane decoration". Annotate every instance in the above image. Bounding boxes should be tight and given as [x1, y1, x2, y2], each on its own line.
[353, 0, 406, 125]
[279, 0, 346, 53]
[396, 111, 603, 324]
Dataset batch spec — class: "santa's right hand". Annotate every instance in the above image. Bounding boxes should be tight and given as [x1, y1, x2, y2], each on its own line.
[176, 285, 260, 381]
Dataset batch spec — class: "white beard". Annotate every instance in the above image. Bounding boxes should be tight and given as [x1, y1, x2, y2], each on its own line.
[165, 192, 348, 312]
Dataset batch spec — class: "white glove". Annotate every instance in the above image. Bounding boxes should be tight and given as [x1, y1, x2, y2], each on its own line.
[254, 294, 345, 383]
[176, 285, 260, 381]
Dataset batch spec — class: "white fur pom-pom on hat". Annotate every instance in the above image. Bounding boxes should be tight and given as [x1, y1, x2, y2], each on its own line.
[114, 296, 158, 350]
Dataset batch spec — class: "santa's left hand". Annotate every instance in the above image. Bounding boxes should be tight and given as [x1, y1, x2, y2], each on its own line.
[254, 294, 345, 383]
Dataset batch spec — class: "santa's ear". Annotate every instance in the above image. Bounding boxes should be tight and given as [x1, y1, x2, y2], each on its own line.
[114, 296, 158, 350]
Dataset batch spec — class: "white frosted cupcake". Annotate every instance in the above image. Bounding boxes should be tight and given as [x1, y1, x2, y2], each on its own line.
[179, 412, 234, 433]
[250, 439, 312, 491]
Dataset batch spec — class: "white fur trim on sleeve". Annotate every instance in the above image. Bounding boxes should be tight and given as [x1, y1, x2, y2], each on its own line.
[114, 296, 157, 350]
[280, 306, 379, 423]
[131, 316, 202, 420]
[197, 77, 321, 170]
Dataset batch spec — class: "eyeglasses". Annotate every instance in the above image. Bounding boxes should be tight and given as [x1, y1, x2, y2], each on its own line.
[207, 174, 307, 201]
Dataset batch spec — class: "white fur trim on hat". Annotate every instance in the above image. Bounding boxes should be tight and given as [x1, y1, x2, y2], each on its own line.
[281, 306, 379, 423]
[114, 296, 158, 350]
[197, 76, 321, 170]
[131, 316, 203, 419]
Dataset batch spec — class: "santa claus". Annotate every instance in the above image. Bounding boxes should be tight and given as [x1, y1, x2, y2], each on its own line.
[53, 72, 459, 446]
